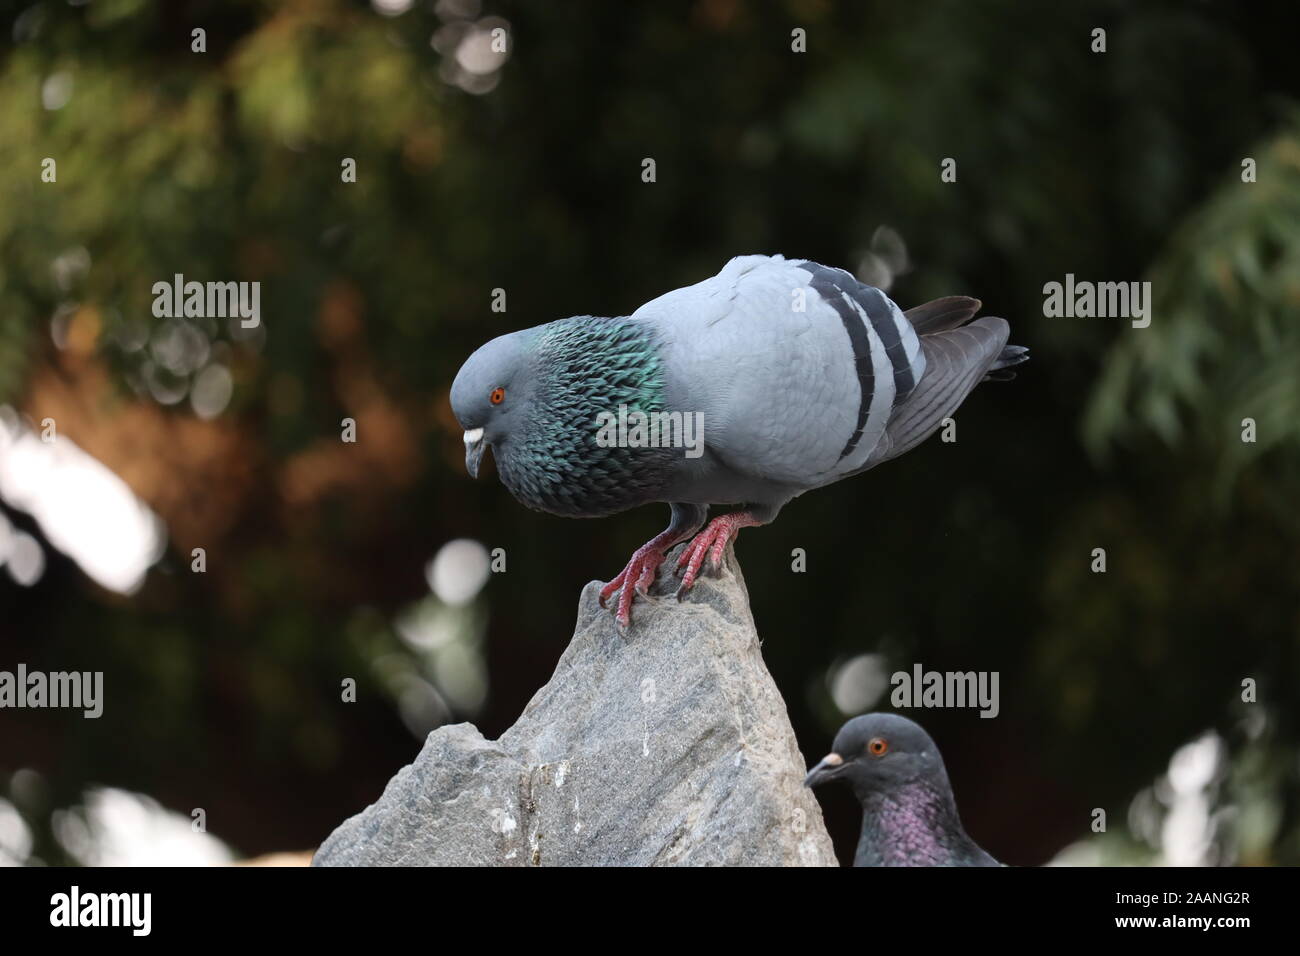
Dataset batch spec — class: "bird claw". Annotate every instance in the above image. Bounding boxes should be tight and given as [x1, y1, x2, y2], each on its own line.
[635, 562, 657, 594]
[597, 573, 624, 609]
[674, 511, 762, 597]
[600, 544, 669, 629]
[674, 527, 725, 596]
[604, 512, 758, 623]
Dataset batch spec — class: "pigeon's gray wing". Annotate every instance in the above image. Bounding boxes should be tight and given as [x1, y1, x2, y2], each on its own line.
[858, 316, 1011, 470]
[903, 296, 982, 334]
[632, 255, 923, 489]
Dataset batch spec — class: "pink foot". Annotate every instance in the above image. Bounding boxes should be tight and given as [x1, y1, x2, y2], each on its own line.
[600, 534, 678, 629]
[674, 511, 763, 597]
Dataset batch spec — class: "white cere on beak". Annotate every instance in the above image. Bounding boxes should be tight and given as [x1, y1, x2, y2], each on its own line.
[823, 753, 844, 766]
[463, 428, 484, 445]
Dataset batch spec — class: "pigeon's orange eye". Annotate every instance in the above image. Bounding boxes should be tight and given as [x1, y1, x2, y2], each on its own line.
[489, 387, 505, 405]
[868, 737, 889, 757]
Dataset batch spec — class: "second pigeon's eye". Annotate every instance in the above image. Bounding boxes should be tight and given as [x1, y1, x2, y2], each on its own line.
[489, 387, 506, 405]
[868, 737, 889, 757]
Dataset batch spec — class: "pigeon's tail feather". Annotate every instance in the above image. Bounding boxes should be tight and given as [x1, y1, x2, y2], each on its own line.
[903, 296, 982, 334]
[982, 343, 1030, 382]
[861, 316, 1011, 468]
[904, 293, 1028, 381]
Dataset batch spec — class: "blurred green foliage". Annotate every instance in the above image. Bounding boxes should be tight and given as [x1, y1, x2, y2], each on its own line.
[0, 0, 1296, 865]
[1088, 113, 1300, 503]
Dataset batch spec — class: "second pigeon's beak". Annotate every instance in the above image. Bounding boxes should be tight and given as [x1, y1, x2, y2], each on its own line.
[803, 752, 845, 788]
[464, 428, 485, 478]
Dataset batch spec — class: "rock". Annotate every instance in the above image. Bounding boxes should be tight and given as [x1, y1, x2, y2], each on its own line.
[313, 545, 836, 866]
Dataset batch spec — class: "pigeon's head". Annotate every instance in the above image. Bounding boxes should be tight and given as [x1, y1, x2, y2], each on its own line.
[451, 331, 536, 478]
[804, 713, 945, 797]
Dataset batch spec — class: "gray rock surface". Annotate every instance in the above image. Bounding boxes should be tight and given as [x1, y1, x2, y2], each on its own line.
[313, 545, 836, 866]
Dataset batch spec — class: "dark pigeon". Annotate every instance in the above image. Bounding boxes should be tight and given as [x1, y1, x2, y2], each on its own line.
[804, 712, 1000, 867]
[451, 255, 1027, 627]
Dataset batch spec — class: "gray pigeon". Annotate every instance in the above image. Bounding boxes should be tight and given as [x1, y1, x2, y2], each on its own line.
[804, 712, 1000, 867]
[451, 254, 1026, 626]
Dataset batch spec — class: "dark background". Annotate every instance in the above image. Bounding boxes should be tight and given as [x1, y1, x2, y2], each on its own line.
[1, 0, 1297, 866]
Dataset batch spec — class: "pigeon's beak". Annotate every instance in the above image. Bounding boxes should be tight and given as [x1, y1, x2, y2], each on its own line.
[463, 428, 485, 479]
[803, 752, 845, 788]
